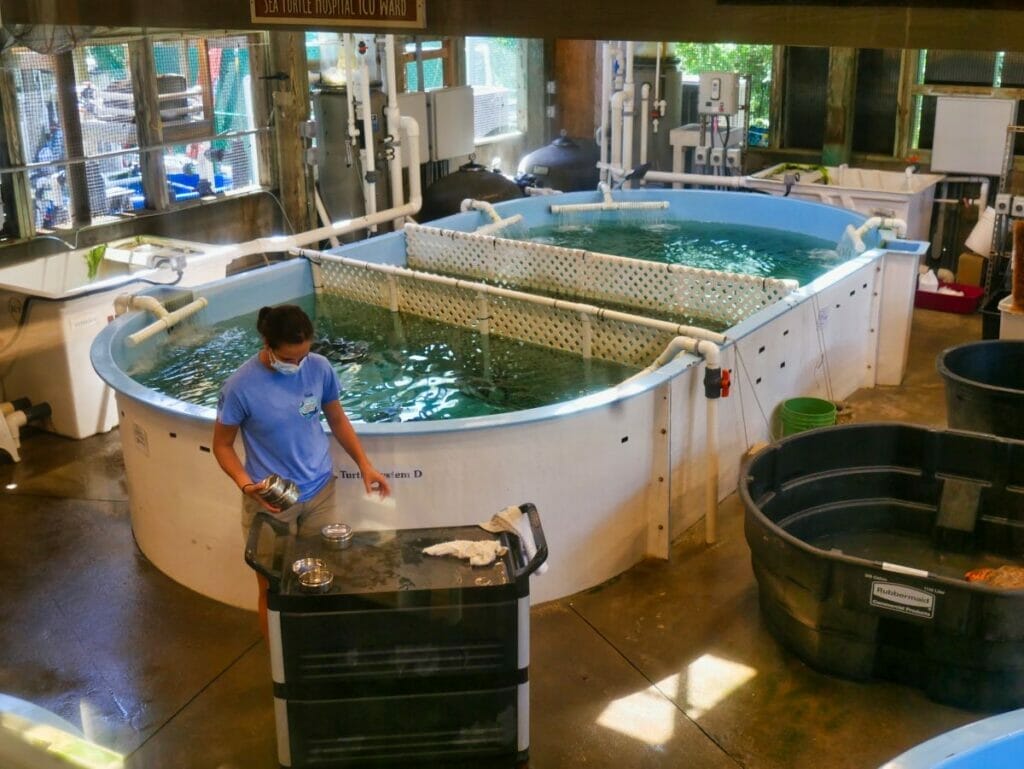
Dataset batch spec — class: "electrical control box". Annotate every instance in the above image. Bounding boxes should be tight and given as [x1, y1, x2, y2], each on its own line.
[709, 148, 725, 167]
[698, 72, 740, 116]
[996, 193, 1013, 215]
[694, 146, 710, 166]
[725, 147, 743, 169]
[1013, 196, 1024, 218]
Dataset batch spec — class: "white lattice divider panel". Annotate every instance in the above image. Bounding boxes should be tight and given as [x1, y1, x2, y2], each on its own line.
[311, 253, 683, 367]
[314, 259, 388, 306]
[405, 223, 795, 326]
[395, 276, 480, 329]
[591, 317, 673, 366]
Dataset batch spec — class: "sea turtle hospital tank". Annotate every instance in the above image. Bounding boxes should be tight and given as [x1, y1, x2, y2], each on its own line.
[91, 189, 926, 610]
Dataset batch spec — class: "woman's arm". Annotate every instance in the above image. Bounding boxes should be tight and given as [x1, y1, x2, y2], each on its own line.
[212, 420, 277, 510]
[323, 400, 392, 497]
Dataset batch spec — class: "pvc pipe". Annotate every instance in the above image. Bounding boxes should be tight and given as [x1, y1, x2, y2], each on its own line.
[187, 116, 422, 265]
[606, 91, 622, 172]
[640, 82, 651, 169]
[120, 294, 168, 320]
[343, 35, 359, 146]
[358, 47, 378, 230]
[854, 216, 908, 240]
[621, 42, 635, 188]
[942, 175, 991, 217]
[313, 186, 341, 248]
[474, 215, 523, 236]
[461, 198, 503, 222]
[383, 35, 406, 227]
[654, 42, 662, 110]
[599, 43, 611, 184]
[598, 162, 749, 190]
[291, 245, 726, 344]
[459, 199, 523, 234]
[622, 334, 723, 544]
[551, 182, 669, 213]
[127, 297, 209, 347]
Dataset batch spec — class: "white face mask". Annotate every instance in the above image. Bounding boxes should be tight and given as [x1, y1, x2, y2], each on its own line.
[269, 350, 303, 375]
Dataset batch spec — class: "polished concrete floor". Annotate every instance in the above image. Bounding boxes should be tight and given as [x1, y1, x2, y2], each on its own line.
[0, 308, 990, 768]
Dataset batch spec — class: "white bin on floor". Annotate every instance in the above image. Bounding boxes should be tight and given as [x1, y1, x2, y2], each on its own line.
[0, 237, 228, 439]
[999, 295, 1024, 340]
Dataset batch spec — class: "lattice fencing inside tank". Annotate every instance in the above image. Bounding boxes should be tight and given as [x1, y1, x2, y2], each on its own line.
[311, 255, 678, 368]
[405, 223, 796, 326]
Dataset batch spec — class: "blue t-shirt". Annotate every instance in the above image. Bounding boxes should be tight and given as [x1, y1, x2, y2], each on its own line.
[217, 352, 341, 502]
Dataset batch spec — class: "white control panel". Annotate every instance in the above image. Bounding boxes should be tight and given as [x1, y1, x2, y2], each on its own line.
[698, 71, 740, 116]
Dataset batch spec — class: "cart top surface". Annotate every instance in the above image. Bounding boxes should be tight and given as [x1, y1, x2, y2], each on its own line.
[278, 525, 517, 597]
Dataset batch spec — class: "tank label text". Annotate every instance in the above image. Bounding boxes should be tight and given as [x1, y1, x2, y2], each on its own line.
[251, 0, 424, 27]
[869, 578, 935, 619]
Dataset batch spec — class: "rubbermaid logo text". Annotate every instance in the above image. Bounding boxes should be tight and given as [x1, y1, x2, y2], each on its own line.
[869, 580, 935, 619]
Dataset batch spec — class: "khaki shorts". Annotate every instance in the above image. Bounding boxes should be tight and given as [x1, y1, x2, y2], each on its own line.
[240, 476, 339, 545]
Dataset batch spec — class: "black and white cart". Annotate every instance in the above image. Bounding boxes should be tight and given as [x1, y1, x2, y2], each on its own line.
[245, 503, 548, 768]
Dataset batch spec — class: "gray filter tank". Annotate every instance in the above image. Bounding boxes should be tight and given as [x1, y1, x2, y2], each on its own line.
[516, 132, 600, 192]
[417, 161, 524, 223]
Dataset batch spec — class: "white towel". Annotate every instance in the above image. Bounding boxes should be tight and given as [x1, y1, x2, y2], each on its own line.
[423, 540, 508, 566]
[479, 506, 549, 575]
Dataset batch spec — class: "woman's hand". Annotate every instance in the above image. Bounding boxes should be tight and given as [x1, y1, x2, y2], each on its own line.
[242, 479, 281, 513]
[360, 464, 392, 499]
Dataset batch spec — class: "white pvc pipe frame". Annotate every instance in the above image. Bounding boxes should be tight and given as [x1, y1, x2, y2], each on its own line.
[460, 198, 524, 235]
[290, 245, 727, 543]
[118, 112, 423, 346]
[213, 115, 421, 262]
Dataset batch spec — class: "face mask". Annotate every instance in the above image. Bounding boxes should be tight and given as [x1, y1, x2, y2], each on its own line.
[269, 351, 303, 375]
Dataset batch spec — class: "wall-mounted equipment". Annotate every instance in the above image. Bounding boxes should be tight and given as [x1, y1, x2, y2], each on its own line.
[697, 71, 740, 116]
[931, 96, 1016, 177]
[428, 86, 476, 162]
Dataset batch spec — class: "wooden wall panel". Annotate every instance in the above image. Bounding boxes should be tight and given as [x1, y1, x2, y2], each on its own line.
[6, 0, 1024, 52]
[554, 40, 599, 140]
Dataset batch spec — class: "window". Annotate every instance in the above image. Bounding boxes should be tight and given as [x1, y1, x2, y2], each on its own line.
[73, 41, 142, 222]
[852, 49, 901, 156]
[2, 34, 262, 235]
[464, 37, 527, 140]
[401, 39, 450, 92]
[781, 46, 828, 150]
[10, 48, 71, 230]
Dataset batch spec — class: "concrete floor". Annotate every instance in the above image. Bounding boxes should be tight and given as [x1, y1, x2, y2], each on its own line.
[0, 307, 990, 768]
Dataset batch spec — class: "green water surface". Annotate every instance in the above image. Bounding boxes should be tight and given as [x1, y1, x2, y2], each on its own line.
[129, 294, 638, 423]
[520, 219, 843, 285]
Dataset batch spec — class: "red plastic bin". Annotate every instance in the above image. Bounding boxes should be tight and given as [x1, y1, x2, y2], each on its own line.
[914, 282, 984, 314]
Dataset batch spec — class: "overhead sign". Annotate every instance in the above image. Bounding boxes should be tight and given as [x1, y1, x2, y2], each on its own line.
[718, 0, 1017, 5]
[251, 0, 425, 28]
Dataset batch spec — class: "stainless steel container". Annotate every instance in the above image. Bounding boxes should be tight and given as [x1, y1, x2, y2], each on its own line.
[258, 474, 300, 510]
[320, 523, 353, 550]
[291, 557, 333, 593]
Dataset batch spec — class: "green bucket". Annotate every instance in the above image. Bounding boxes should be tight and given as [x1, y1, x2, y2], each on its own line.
[780, 397, 837, 436]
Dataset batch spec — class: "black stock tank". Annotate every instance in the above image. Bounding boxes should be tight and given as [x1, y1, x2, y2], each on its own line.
[741, 422, 1024, 711]
[938, 339, 1024, 440]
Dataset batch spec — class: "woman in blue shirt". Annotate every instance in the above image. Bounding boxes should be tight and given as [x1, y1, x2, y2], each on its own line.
[213, 304, 391, 541]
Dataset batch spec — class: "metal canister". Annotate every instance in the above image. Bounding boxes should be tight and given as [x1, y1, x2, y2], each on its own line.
[321, 523, 353, 550]
[258, 474, 300, 510]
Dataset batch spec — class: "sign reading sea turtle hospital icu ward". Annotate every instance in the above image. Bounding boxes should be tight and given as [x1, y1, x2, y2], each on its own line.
[251, 0, 425, 28]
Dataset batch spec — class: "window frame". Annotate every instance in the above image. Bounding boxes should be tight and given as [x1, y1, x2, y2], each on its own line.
[0, 32, 268, 240]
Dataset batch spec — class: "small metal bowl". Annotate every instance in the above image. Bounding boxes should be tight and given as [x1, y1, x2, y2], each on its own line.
[297, 565, 334, 593]
[321, 523, 353, 550]
[291, 556, 327, 576]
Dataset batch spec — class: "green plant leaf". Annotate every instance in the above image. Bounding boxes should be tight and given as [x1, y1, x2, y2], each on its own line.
[85, 243, 108, 280]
